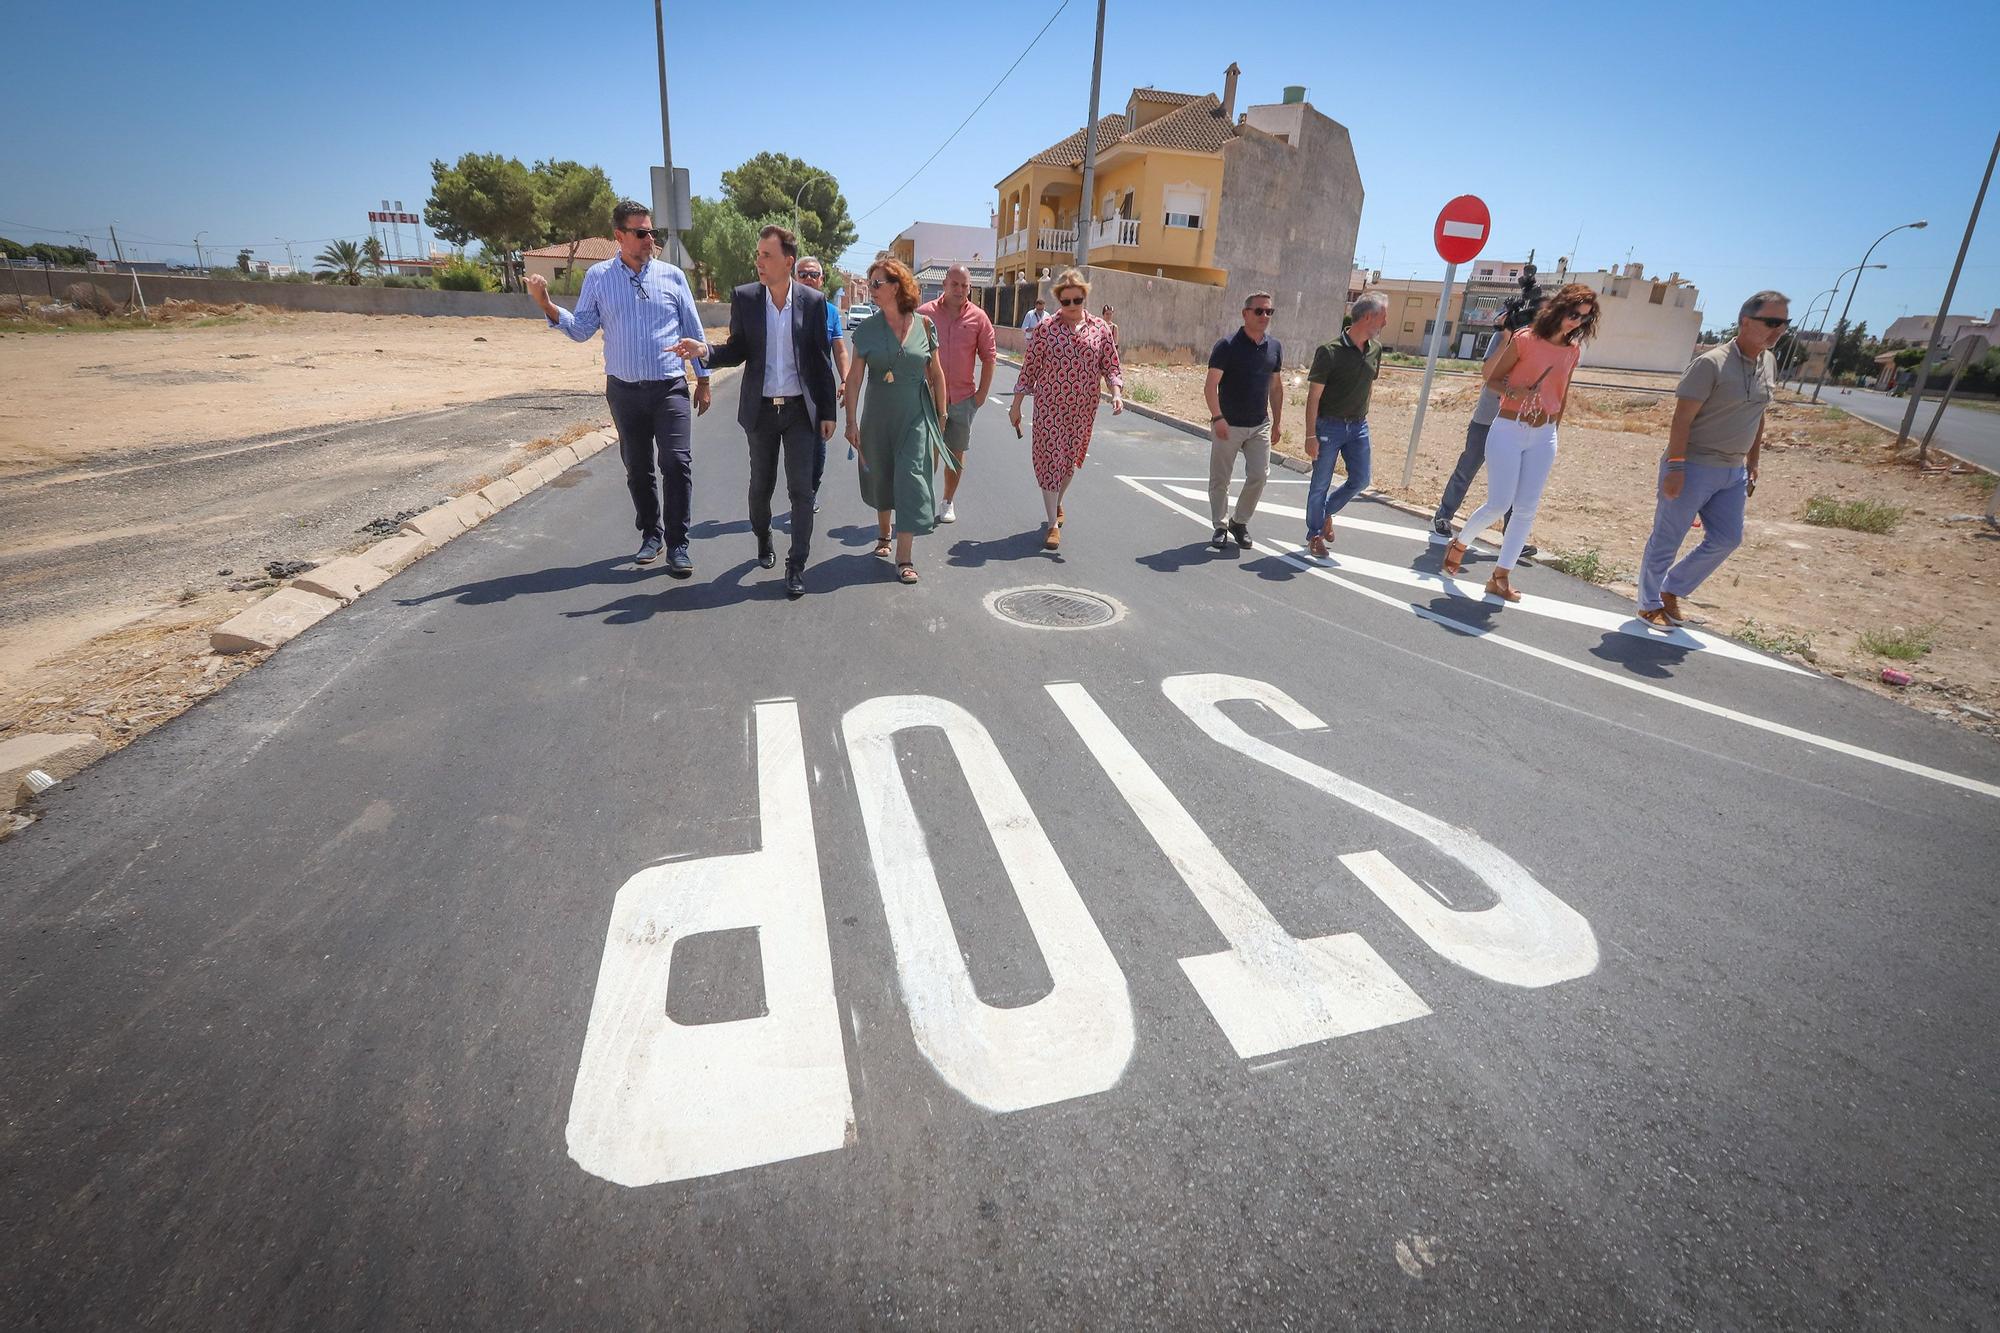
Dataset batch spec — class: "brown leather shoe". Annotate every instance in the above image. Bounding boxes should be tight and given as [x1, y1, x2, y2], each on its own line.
[1442, 539, 1469, 575]
[1308, 534, 1329, 558]
[1485, 568, 1522, 602]
[1043, 523, 1061, 551]
[1660, 591, 1688, 626]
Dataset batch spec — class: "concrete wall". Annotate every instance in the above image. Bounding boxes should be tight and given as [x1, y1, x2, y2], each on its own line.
[1213, 103, 1362, 361]
[1, 267, 730, 328]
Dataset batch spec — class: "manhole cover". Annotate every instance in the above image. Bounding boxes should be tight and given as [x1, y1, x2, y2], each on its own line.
[986, 585, 1125, 631]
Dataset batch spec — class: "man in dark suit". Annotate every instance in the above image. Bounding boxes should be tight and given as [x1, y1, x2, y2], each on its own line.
[696, 224, 838, 599]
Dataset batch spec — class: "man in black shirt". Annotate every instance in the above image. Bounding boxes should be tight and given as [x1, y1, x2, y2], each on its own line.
[1203, 292, 1285, 549]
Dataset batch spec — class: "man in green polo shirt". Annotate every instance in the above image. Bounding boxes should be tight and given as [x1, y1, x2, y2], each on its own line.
[1303, 292, 1387, 557]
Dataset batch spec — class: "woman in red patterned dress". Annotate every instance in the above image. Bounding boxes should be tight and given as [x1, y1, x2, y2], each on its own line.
[1008, 268, 1124, 551]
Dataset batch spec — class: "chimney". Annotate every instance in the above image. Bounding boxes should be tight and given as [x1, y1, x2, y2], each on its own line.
[1222, 62, 1240, 121]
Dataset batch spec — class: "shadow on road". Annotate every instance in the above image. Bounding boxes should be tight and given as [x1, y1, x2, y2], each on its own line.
[561, 551, 905, 623]
[949, 528, 1050, 567]
[1589, 631, 1691, 678]
[396, 556, 648, 607]
[1137, 540, 1234, 573]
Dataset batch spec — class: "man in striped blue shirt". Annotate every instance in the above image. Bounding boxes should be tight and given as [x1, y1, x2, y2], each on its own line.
[528, 199, 709, 575]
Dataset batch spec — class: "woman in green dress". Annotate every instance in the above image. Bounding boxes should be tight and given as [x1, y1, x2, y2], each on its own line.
[842, 256, 950, 584]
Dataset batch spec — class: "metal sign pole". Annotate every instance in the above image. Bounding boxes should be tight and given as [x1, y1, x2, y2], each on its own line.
[1403, 260, 1458, 487]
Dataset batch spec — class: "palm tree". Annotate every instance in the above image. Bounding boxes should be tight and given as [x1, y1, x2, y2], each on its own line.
[361, 235, 385, 278]
[315, 240, 365, 285]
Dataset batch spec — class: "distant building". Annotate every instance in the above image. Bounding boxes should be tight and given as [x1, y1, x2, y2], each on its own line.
[522, 236, 619, 285]
[1884, 307, 2000, 349]
[991, 65, 1362, 360]
[889, 221, 998, 281]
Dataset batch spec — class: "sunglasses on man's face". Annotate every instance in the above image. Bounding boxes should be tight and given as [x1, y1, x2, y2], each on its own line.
[1247, 307, 1275, 317]
[798, 270, 823, 281]
[621, 227, 659, 240]
[1058, 296, 1086, 307]
[1747, 315, 1791, 329]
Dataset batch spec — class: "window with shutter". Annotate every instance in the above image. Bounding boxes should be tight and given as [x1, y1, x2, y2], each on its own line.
[1163, 185, 1205, 230]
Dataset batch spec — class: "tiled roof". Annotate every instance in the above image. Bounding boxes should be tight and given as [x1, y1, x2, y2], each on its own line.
[1119, 94, 1235, 153]
[1026, 113, 1129, 167]
[524, 236, 618, 260]
[1131, 87, 1203, 106]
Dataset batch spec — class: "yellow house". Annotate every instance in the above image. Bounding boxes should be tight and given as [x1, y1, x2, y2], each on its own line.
[996, 83, 1235, 288]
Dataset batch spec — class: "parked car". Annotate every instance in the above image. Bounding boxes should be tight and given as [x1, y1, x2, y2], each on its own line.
[845, 302, 875, 331]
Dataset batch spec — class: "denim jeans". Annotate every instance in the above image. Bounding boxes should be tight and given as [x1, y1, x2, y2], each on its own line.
[1306, 417, 1370, 539]
[1637, 459, 1747, 610]
[1433, 419, 1514, 531]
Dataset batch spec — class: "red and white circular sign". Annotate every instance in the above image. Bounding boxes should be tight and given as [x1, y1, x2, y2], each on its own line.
[1433, 195, 1491, 265]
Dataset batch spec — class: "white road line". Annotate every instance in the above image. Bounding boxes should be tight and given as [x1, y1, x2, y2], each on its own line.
[1119, 475, 2000, 801]
[1047, 681, 1431, 1058]
[842, 694, 1135, 1113]
[567, 700, 855, 1187]
[1159, 484, 1799, 673]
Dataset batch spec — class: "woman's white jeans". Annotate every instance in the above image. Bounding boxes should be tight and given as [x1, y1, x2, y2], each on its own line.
[1455, 417, 1556, 571]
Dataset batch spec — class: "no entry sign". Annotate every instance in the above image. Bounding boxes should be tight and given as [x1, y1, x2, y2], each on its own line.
[1433, 195, 1491, 265]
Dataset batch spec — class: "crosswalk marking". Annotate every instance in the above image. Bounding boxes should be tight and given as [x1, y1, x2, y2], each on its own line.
[1157, 483, 1803, 674]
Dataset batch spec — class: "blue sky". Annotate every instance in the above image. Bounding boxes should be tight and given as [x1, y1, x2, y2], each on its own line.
[4, 0, 1996, 335]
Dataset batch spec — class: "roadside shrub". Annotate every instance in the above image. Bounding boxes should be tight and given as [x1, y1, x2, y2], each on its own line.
[435, 260, 493, 292]
[1802, 494, 1902, 533]
[1542, 548, 1614, 584]
[1859, 624, 1935, 661]
[64, 282, 115, 315]
[1735, 620, 1816, 660]
[1126, 381, 1160, 404]
[381, 275, 433, 289]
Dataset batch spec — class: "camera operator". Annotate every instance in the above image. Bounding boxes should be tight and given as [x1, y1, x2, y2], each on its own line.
[1429, 266, 1542, 558]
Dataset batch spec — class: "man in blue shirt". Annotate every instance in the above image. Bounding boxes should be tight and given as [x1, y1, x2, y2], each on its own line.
[1203, 292, 1285, 549]
[528, 199, 708, 575]
[793, 255, 850, 504]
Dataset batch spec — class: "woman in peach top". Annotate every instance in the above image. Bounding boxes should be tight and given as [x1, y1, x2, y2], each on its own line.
[1443, 283, 1599, 602]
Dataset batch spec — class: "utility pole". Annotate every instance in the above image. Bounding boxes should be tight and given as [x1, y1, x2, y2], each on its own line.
[1896, 127, 1999, 451]
[1073, 0, 1107, 270]
[108, 222, 126, 266]
[194, 231, 207, 272]
[653, 0, 681, 265]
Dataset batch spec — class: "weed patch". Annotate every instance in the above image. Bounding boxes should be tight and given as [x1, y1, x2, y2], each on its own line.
[1858, 624, 1935, 661]
[1802, 494, 1902, 533]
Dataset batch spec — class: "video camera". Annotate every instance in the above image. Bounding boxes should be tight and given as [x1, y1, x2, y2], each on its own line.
[1498, 262, 1544, 333]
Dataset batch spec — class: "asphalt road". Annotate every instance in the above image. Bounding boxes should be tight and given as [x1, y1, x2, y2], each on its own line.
[4, 377, 1998, 1329]
[1819, 383, 2000, 472]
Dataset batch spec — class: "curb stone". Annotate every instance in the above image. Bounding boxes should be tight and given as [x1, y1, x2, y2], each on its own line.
[292, 556, 390, 604]
[3, 732, 105, 810]
[210, 586, 345, 654]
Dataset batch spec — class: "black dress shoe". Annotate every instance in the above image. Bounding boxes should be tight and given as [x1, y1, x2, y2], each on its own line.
[1228, 521, 1253, 549]
[785, 564, 806, 599]
[1210, 526, 1228, 549]
[757, 533, 776, 569]
[666, 544, 693, 577]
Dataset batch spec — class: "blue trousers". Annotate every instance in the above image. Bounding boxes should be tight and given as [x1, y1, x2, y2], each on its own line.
[1637, 459, 1746, 610]
[1306, 417, 1370, 539]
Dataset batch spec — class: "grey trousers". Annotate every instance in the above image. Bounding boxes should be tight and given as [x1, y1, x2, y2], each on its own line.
[1208, 420, 1272, 525]
[747, 399, 818, 570]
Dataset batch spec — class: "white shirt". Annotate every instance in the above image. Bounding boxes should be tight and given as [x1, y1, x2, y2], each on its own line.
[764, 282, 802, 397]
[1022, 308, 1044, 332]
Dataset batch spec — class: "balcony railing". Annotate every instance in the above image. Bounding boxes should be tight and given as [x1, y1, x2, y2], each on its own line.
[1088, 218, 1141, 249]
[998, 229, 1027, 257]
[1036, 227, 1077, 254]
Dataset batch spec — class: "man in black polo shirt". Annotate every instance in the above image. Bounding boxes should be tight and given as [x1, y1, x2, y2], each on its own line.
[1203, 291, 1285, 549]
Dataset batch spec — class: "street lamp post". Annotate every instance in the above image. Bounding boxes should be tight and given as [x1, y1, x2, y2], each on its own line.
[1896, 128, 1999, 456]
[793, 170, 831, 241]
[1790, 266, 1883, 390]
[1786, 286, 1838, 389]
[1810, 220, 1926, 402]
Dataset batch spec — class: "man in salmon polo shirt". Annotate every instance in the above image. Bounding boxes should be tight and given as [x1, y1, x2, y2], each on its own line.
[915, 265, 997, 524]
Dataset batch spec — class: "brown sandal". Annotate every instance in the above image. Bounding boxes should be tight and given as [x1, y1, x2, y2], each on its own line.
[1442, 539, 1468, 575]
[873, 535, 892, 559]
[1485, 568, 1522, 603]
[897, 561, 919, 584]
[1043, 523, 1062, 551]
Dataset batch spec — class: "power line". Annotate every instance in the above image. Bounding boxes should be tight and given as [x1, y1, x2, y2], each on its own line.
[851, 0, 1072, 226]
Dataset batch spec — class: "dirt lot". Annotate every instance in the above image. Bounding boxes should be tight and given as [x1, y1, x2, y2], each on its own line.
[1120, 360, 2000, 737]
[0, 309, 743, 797]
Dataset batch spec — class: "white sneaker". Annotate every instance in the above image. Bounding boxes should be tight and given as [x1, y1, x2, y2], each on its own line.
[939, 501, 956, 523]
